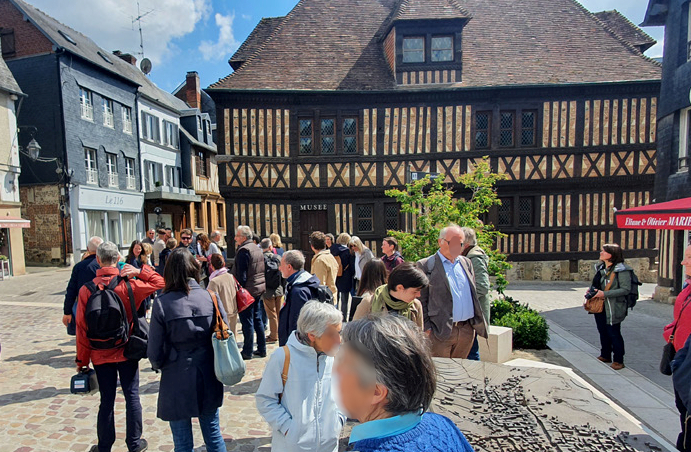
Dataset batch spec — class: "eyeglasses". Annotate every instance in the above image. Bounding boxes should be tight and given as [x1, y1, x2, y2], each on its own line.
[181, 236, 192, 241]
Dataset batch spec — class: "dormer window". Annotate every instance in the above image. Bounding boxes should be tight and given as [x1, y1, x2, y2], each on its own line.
[402, 37, 424, 63]
[431, 36, 453, 62]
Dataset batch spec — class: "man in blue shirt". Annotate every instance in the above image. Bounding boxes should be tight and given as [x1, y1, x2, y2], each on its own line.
[416, 225, 487, 358]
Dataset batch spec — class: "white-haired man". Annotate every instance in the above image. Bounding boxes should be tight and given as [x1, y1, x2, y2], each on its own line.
[256, 300, 345, 452]
[416, 224, 488, 359]
[62, 236, 103, 335]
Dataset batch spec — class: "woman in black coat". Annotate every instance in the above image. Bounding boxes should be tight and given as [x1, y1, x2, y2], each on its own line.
[148, 248, 228, 451]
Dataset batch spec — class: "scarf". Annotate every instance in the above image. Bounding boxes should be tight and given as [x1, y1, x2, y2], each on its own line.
[209, 267, 228, 281]
[370, 284, 413, 320]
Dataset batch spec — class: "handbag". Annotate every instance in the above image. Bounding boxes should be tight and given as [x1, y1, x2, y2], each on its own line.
[584, 269, 615, 314]
[209, 289, 246, 385]
[234, 275, 255, 313]
[123, 280, 149, 361]
[660, 295, 691, 375]
[70, 367, 99, 395]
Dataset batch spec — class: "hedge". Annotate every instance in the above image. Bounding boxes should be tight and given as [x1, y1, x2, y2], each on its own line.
[490, 296, 549, 349]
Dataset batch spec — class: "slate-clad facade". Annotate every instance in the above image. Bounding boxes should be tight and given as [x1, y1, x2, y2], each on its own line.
[209, 0, 663, 280]
[642, 0, 691, 294]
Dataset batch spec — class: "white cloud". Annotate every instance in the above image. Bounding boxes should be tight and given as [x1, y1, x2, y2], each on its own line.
[28, 0, 211, 66]
[241, 14, 252, 21]
[198, 13, 239, 61]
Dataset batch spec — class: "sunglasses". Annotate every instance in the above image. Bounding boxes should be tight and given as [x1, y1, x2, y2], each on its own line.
[181, 236, 192, 240]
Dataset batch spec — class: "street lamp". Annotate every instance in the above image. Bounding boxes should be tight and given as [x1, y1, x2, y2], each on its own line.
[26, 138, 41, 161]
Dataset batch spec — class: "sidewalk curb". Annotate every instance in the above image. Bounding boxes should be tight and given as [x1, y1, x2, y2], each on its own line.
[547, 320, 679, 450]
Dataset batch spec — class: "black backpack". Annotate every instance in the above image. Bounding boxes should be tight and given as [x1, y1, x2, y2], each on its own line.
[264, 253, 282, 291]
[84, 277, 129, 350]
[313, 285, 334, 304]
[625, 270, 642, 310]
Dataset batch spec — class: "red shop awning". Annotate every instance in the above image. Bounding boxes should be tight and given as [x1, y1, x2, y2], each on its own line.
[615, 197, 691, 230]
[0, 216, 31, 229]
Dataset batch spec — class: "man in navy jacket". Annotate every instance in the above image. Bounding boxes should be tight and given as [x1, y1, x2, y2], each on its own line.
[62, 236, 103, 335]
[278, 250, 320, 346]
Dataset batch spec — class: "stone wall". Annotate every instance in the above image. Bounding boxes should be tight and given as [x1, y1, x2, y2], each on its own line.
[506, 257, 657, 283]
[20, 185, 69, 264]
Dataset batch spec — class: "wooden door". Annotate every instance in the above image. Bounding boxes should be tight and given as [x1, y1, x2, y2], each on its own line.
[300, 210, 328, 272]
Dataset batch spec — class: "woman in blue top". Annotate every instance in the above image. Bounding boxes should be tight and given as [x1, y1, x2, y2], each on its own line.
[335, 315, 475, 452]
[126, 240, 143, 268]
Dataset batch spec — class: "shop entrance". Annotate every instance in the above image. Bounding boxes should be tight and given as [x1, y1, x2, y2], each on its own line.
[300, 210, 328, 272]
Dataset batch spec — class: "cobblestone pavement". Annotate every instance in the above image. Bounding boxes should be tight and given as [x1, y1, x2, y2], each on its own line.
[0, 268, 280, 452]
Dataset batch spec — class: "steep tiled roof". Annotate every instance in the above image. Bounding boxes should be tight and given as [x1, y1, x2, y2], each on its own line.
[10, 0, 188, 112]
[229, 16, 285, 70]
[392, 0, 470, 22]
[209, 0, 661, 91]
[594, 10, 657, 53]
[0, 55, 22, 95]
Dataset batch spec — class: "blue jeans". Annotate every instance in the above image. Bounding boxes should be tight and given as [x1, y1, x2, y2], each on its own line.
[239, 296, 266, 356]
[594, 311, 625, 363]
[467, 336, 480, 361]
[93, 360, 142, 452]
[169, 409, 225, 452]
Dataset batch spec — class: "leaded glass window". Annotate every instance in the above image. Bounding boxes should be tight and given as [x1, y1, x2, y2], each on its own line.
[385, 204, 400, 231]
[475, 112, 490, 149]
[357, 204, 374, 233]
[498, 198, 511, 227]
[321, 118, 335, 154]
[299, 119, 313, 155]
[521, 111, 536, 146]
[403, 37, 424, 63]
[431, 36, 453, 62]
[500, 111, 514, 147]
[519, 197, 533, 226]
[343, 118, 357, 154]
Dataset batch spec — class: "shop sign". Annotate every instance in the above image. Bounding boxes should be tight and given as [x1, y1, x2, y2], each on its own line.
[300, 204, 328, 211]
[77, 186, 144, 213]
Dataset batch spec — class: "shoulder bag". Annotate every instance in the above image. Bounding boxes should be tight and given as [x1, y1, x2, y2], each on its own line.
[584, 269, 615, 314]
[209, 289, 246, 385]
[660, 295, 691, 376]
[233, 275, 255, 313]
[278, 345, 290, 403]
[123, 279, 149, 361]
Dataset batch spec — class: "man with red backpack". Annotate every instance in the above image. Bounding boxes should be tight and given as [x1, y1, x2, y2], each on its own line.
[75, 241, 164, 452]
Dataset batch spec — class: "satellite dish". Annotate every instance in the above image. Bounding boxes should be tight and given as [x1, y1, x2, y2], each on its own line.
[140, 58, 152, 75]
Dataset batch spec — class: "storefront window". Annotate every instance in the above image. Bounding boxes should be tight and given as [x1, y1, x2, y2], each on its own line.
[122, 213, 137, 245]
[87, 211, 104, 239]
[109, 217, 121, 247]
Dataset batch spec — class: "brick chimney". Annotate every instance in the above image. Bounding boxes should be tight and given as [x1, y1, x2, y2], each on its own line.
[112, 50, 137, 66]
[184, 71, 201, 109]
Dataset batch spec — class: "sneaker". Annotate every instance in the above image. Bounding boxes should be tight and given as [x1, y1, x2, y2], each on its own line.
[611, 362, 625, 371]
[89, 447, 99, 452]
[596, 356, 611, 363]
[241, 353, 253, 361]
[133, 439, 149, 452]
[253, 350, 267, 358]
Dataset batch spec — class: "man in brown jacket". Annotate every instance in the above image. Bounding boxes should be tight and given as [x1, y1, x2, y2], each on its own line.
[416, 224, 488, 358]
[310, 231, 339, 297]
[207, 253, 238, 337]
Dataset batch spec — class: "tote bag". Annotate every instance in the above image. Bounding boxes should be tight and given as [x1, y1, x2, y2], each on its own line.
[208, 290, 246, 385]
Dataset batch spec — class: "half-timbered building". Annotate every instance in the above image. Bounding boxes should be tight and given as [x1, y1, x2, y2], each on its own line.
[209, 0, 662, 280]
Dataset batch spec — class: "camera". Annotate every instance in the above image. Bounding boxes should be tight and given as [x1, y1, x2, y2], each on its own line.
[584, 286, 599, 300]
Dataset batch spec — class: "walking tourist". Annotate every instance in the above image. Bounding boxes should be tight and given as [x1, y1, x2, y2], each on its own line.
[156, 238, 177, 275]
[310, 231, 339, 297]
[353, 262, 427, 329]
[148, 248, 228, 452]
[278, 250, 321, 346]
[591, 244, 632, 371]
[142, 229, 155, 245]
[152, 229, 166, 268]
[256, 300, 345, 452]
[63, 236, 103, 335]
[75, 241, 164, 452]
[335, 315, 475, 452]
[210, 230, 226, 260]
[352, 260, 388, 321]
[261, 238, 284, 343]
[126, 240, 144, 268]
[207, 253, 238, 337]
[665, 244, 691, 450]
[177, 229, 196, 255]
[233, 225, 266, 360]
[196, 232, 219, 286]
[334, 233, 354, 321]
[270, 233, 285, 256]
[461, 227, 491, 361]
[325, 233, 335, 251]
[381, 237, 404, 273]
[417, 224, 487, 359]
[349, 236, 374, 294]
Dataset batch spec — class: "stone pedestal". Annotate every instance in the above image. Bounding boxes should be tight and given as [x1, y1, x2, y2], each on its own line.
[478, 325, 513, 363]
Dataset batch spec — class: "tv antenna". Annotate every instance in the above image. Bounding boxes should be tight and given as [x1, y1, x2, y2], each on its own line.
[132, 1, 154, 58]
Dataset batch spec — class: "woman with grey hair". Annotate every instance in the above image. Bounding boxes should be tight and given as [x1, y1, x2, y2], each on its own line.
[256, 300, 345, 452]
[335, 315, 475, 452]
[349, 236, 374, 294]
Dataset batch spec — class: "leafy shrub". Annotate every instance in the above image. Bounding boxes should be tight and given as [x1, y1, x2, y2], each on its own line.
[490, 297, 549, 349]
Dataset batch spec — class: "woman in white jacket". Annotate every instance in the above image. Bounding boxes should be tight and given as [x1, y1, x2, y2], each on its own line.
[256, 300, 345, 451]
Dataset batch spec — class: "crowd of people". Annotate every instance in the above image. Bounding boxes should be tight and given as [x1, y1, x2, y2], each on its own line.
[62, 221, 691, 452]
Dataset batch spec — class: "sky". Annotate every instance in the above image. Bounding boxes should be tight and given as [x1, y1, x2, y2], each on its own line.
[26, 0, 663, 94]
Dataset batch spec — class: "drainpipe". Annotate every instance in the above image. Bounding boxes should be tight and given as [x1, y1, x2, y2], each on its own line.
[55, 50, 71, 266]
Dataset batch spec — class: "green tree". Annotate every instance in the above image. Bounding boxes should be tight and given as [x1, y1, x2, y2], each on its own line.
[385, 157, 511, 293]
